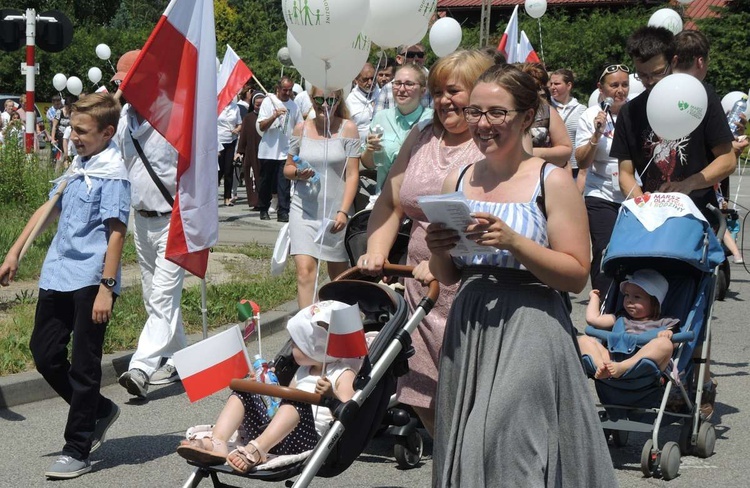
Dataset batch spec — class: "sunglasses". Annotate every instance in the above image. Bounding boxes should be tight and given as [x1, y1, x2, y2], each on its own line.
[404, 51, 425, 59]
[598, 64, 630, 82]
[312, 96, 339, 106]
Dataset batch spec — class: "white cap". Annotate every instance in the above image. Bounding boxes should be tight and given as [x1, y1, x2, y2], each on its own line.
[286, 300, 350, 363]
[620, 269, 669, 306]
[292, 83, 303, 95]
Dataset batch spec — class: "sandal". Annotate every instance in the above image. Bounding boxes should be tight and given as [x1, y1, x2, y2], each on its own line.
[176, 436, 227, 465]
[226, 440, 267, 474]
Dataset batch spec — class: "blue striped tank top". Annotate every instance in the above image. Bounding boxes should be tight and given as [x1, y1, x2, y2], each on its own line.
[453, 163, 558, 270]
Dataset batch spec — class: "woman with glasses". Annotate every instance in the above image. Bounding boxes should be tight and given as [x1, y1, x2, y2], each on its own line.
[425, 64, 616, 487]
[361, 64, 434, 191]
[359, 50, 494, 436]
[575, 63, 630, 293]
[283, 87, 361, 309]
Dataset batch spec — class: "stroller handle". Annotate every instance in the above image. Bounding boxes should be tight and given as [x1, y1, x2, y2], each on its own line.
[706, 203, 726, 239]
[229, 378, 326, 406]
[335, 264, 440, 304]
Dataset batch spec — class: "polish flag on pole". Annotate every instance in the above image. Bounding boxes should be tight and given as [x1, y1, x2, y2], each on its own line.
[518, 30, 541, 63]
[173, 325, 251, 402]
[119, 0, 218, 279]
[325, 303, 368, 358]
[497, 5, 519, 63]
[217, 44, 253, 115]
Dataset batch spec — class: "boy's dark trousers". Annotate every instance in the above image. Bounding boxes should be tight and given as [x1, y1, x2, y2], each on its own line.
[30, 285, 117, 460]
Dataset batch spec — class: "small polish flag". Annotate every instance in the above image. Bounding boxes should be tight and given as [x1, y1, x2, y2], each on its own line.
[518, 30, 541, 63]
[173, 325, 251, 402]
[497, 5, 519, 63]
[326, 303, 368, 359]
[217, 44, 253, 115]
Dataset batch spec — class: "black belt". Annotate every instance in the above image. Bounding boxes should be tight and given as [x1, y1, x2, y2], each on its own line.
[137, 209, 172, 218]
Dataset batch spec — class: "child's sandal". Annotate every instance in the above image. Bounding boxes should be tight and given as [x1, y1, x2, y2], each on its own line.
[176, 436, 227, 465]
[226, 440, 267, 474]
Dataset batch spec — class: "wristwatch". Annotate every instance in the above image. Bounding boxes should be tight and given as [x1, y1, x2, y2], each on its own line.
[101, 277, 117, 289]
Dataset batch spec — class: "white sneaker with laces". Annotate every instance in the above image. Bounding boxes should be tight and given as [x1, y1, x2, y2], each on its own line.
[149, 363, 180, 385]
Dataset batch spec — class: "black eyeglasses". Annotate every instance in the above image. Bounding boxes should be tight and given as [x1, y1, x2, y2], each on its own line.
[312, 96, 339, 106]
[404, 51, 425, 59]
[463, 107, 524, 125]
[633, 64, 670, 83]
[392, 81, 421, 90]
[598, 64, 630, 82]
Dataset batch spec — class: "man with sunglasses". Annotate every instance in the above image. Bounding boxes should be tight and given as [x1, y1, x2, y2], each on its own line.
[374, 44, 432, 114]
[611, 26, 735, 213]
[256, 76, 303, 222]
[611, 26, 735, 421]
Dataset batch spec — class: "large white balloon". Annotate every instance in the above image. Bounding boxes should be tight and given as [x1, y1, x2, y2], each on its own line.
[277, 47, 293, 67]
[646, 73, 707, 140]
[66, 76, 83, 96]
[287, 30, 371, 91]
[282, 0, 368, 60]
[628, 74, 645, 99]
[95, 44, 111, 60]
[403, 22, 428, 47]
[362, 0, 432, 48]
[648, 8, 683, 35]
[88, 67, 102, 84]
[52, 73, 67, 92]
[525, 0, 547, 19]
[721, 91, 745, 114]
[429, 17, 462, 58]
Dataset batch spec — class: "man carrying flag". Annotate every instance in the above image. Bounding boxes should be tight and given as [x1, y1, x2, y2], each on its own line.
[114, 50, 188, 399]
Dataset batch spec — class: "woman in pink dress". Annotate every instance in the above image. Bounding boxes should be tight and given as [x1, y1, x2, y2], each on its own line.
[358, 50, 494, 436]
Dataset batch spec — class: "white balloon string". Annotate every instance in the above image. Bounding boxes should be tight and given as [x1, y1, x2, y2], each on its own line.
[537, 18, 545, 65]
[733, 151, 747, 211]
[624, 152, 656, 201]
[107, 60, 116, 74]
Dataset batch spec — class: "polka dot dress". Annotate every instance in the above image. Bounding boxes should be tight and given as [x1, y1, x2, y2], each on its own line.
[233, 392, 319, 455]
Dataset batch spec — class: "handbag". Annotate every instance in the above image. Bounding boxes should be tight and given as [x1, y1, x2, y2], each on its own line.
[271, 223, 291, 276]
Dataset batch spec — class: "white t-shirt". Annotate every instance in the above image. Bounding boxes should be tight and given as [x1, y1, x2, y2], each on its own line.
[576, 105, 624, 203]
[115, 103, 178, 213]
[345, 86, 375, 142]
[63, 126, 77, 158]
[294, 360, 359, 436]
[294, 91, 314, 119]
[553, 97, 586, 169]
[217, 101, 241, 144]
[257, 95, 302, 160]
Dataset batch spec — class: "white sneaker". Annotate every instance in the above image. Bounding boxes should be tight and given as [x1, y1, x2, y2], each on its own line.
[149, 363, 180, 385]
[269, 196, 278, 214]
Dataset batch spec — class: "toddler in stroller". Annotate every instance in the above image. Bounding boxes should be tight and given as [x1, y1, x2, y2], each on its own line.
[177, 301, 362, 473]
[580, 269, 678, 379]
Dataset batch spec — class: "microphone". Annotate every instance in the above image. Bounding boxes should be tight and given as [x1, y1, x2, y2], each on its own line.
[596, 97, 614, 132]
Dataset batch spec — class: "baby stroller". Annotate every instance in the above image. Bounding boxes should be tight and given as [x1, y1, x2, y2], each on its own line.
[182, 264, 439, 487]
[344, 209, 412, 269]
[581, 193, 726, 480]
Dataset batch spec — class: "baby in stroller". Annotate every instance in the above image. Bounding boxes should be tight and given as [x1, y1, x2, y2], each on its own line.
[579, 269, 679, 379]
[177, 301, 361, 474]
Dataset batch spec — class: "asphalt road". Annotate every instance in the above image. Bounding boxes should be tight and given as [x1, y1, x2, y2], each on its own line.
[2, 173, 749, 487]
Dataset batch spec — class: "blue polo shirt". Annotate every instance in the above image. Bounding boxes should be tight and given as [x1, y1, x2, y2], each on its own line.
[370, 105, 433, 190]
[39, 170, 131, 295]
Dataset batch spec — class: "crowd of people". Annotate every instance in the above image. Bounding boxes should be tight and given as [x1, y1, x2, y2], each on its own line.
[0, 23, 747, 485]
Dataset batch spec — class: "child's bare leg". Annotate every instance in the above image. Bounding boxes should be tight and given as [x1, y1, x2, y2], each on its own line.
[180, 395, 245, 456]
[228, 403, 302, 473]
[578, 336, 612, 378]
[606, 337, 674, 378]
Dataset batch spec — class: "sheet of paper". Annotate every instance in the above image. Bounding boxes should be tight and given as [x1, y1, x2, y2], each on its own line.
[313, 218, 339, 247]
[418, 192, 487, 257]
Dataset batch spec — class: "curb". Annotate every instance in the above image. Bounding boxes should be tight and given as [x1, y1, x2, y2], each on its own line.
[0, 299, 300, 409]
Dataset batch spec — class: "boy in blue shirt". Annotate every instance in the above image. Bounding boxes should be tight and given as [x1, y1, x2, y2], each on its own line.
[0, 93, 131, 479]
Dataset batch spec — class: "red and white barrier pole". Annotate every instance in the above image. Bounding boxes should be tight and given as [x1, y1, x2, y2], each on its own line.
[24, 8, 36, 154]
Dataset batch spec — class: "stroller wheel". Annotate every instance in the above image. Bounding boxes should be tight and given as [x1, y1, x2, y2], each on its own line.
[394, 430, 423, 469]
[695, 422, 716, 458]
[659, 441, 681, 480]
[640, 439, 655, 478]
[716, 266, 729, 301]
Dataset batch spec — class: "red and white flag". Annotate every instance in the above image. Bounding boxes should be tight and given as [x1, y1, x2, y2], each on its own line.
[173, 325, 251, 402]
[326, 303, 368, 358]
[120, 0, 218, 279]
[497, 5, 519, 63]
[518, 30, 541, 63]
[217, 44, 253, 115]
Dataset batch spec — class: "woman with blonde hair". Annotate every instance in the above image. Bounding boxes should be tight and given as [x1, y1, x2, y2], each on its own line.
[358, 50, 494, 435]
[283, 86, 360, 309]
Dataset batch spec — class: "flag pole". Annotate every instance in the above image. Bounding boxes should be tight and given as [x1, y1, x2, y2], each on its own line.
[256, 307, 263, 359]
[252, 74, 269, 95]
[201, 278, 208, 339]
